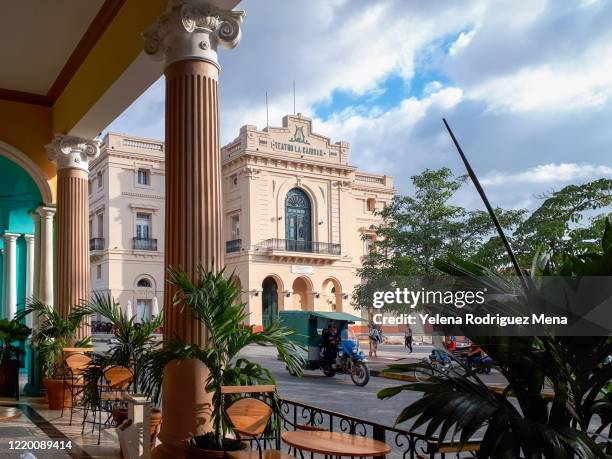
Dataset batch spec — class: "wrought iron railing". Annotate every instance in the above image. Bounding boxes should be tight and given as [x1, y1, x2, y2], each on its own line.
[226, 238, 242, 253]
[278, 398, 480, 458]
[258, 238, 341, 256]
[89, 238, 105, 251]
[133, 237, 157, 251]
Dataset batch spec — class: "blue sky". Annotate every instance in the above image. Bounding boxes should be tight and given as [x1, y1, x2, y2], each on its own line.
[107, 0, 612, 213]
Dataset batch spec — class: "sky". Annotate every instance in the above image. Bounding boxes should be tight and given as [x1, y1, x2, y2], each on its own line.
[106, 0, 612, 212]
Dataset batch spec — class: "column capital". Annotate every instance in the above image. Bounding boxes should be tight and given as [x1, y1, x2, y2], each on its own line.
[23, 234, 35, 243]
[37, 205, 56, 219]
[144, 0, 245, 68]
[46, 134, 101, 172]
[2, 232, 20, 242]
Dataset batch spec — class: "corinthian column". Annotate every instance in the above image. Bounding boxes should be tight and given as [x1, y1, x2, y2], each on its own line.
[46, 135, 100, 340]
[144, 1, 244, 457]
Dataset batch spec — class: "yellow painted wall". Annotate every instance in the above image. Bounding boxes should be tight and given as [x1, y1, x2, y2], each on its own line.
[0, 99, 56, 200]
[52, 0, 167, 134]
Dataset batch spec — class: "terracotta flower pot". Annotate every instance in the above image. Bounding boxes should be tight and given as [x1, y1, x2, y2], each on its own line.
[42, 378, 71, 410]
[150, 408, 162, 446]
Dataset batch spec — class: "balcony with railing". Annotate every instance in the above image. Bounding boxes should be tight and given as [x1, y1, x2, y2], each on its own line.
[89, 238, 105, 251]
[256, 238, 341, 263]
[132, 237, 157, 251]
[226, 238, 242, 253]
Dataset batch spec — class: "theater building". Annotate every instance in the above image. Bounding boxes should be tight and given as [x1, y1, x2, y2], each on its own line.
[89, 114, 394, 328]
[221, 114, 394, 327]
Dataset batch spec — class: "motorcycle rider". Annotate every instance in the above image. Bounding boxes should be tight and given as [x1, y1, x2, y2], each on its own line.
[322, 321, 341, 364]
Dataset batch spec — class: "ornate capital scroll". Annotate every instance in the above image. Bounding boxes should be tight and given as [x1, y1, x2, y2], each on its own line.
[46, 134, 101, 172]
[143, 0, 245, 68]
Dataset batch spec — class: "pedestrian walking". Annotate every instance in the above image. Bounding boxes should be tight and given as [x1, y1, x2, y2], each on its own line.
[369, 324, 381, 357]
[404, 325, 413, 353]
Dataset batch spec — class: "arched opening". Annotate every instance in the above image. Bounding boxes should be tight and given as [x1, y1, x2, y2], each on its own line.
[0, 155, 42, 315]
[134, 275, 155, 323]
[262, 276, 279, 328]
[292, 276, 312, 311]
[137, 278, 152, 288]
[322, 278, 342, 312]
[285, 188, 312, 252]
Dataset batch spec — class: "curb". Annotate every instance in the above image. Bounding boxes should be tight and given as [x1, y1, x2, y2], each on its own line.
[370, 369, 421, 382]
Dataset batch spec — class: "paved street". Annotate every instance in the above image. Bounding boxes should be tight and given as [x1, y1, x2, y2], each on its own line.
[238, 342, 505, 429]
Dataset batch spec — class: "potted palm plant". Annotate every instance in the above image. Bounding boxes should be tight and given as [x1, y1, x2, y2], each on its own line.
[16, 299, 91, 409]
[0, 318, 31, 398]
[141, 265, 304, 458]
[80, 291, 163, 442]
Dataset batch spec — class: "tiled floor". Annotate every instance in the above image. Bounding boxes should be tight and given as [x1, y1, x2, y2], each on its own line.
[0, 397, 121, 459]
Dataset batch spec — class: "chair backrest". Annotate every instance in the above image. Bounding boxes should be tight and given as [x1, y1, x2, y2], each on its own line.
[221, 385, 276, 439]
[104, 366, 134, 390]
[65, 353, 91, 376]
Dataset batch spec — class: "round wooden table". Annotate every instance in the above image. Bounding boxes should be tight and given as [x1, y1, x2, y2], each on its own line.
[282, 430, 391, 457]
[0, 407, 22, 422]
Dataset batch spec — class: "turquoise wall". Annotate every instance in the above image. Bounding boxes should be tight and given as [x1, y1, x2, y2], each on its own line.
[0, 155, 42, 316]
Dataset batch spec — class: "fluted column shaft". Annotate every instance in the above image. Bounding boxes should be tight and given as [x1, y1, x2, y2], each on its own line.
[164, 60, 223, 346]
[56, 168, 90, 339]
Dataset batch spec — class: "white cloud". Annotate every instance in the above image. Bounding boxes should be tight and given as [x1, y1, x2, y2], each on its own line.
[468, 44, 612, 113]
[481, 163, 612, 186]
[449, 29, 477, 56]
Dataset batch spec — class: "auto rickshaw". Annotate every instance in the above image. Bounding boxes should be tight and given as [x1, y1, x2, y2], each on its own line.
[279, 310, 370, 386]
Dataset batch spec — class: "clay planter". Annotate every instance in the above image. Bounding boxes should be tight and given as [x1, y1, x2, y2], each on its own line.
[42, 378, 71, 410]
[150, 408, 162, 445]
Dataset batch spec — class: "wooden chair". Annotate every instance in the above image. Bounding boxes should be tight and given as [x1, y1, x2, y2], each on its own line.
[220, 385, 293, 459]
[83, 365, 134, 444]
[62, 353, 91, 426]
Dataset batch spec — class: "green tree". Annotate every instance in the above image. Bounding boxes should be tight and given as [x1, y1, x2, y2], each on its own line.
[514, 178, 612, 268]
[354, 168, 524, 311]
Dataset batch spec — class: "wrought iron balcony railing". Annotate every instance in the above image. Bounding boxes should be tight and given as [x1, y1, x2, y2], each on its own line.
[258, 238, 341, 255]
[226, 238, 242, 253]
[133, 237, 157, 251]
[89, 238, 105, 251]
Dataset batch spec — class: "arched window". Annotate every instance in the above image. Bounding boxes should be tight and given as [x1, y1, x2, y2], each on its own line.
[137, 278, 152, 288]
[285, 188, 312, 250]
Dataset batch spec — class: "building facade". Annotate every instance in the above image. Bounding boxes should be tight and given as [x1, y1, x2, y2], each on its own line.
[89, 133, 165, 323]
[222, 114, 394, 327]
[90, 115, 394, 327]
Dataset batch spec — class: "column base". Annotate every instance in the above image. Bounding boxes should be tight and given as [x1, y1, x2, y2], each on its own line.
[152, 358, 212, 459]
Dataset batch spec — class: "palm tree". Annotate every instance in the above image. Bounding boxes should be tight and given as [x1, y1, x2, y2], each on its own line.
[15, 299, 91, 378]
[140, 265, 305, 448]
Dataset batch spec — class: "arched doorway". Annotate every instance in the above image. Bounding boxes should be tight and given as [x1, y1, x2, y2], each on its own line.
[292, 276, 312, 311]
[322, 278, 342, 312]
[285, 188, 312, 252]
[262, 277, 279, 328]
